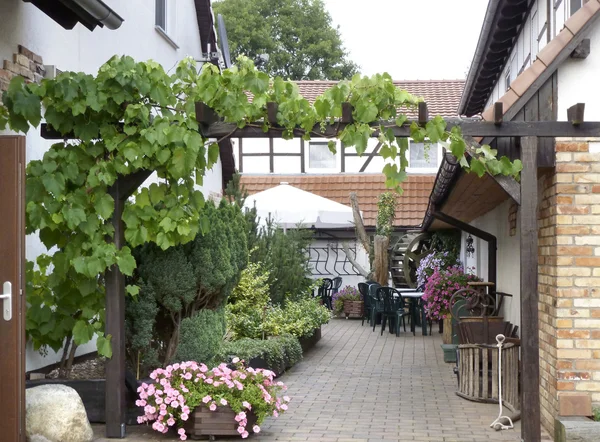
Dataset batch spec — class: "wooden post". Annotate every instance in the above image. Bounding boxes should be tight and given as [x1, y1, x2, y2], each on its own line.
[373, 235, 389, 286]
[105, 169, 150, 438]
[520, 136, 540, 442]
[238, 138, 243, 173]
[269, 138, 274, 173]
[300, 139, 305, 173]
[105, 182, 126, 438]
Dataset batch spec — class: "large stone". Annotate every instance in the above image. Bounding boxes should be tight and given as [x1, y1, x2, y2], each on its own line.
[555, 417, 600, 442]
[26, 384, 93, 442]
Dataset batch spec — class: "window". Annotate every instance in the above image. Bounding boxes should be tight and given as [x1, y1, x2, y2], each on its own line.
[155, 0, 178, 48]
[505, 68, 511, 92]
[309, 142, 336, 169]
[409, 142, 437, 169]
[570, 0, 582, 16]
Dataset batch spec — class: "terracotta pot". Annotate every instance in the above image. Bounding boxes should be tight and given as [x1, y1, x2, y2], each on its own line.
[184, 405, 257, 439]
[343, 300, 363, 319]
[442, 316, 453, 344]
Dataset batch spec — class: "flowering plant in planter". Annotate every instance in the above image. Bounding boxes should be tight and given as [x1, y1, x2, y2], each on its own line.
[136, 359, 289, 440]
[331, 285, 361, 316]
[421, 266, 481, 320]
[416, 251, 461, 288]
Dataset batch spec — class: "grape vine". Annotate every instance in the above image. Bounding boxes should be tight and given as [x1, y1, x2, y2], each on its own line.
[0, 55, 522, 359]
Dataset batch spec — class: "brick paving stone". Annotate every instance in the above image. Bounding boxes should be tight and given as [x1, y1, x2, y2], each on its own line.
[93, 319, 553, 441]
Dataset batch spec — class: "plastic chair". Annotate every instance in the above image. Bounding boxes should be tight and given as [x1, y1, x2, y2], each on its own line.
[368, 283, 382, 330]
[358, 282, 370, 326]
[331, 276, 342, 295]
[319, 278, 333, 310]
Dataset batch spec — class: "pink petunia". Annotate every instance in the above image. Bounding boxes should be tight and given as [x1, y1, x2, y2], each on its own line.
[202, 395, 212, 403]
[237, 426, 245, 434]
[253, 425, 261, 433]
[181, 413, 189, 421]
[209, 403, 217, 411]
[220, 398, 228, 405]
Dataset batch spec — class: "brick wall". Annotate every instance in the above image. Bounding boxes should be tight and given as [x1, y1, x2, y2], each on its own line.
[0, 45, 45, 103]
[542, 138, 600, 431]
[538, 167, 558, 432]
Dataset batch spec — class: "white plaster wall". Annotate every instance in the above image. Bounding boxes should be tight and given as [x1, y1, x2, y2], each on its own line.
[235, 137, 442, 175]
[485, 0, 574, 110]
[308, 238, 370, 290]
[557, 21, 600, 121]
[0, 0, 223, 371]
[459, 199, 521, 331]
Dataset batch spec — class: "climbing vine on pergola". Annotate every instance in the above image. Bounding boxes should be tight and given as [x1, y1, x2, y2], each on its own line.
[0, 55, 522, 360]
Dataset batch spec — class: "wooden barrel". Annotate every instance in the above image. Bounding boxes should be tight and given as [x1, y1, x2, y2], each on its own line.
[456, 343, 520, 413]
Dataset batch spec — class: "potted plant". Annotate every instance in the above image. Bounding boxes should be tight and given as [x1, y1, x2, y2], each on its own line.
[137, 359, 289, 440]
[332, 285, 363, 319]
[422, 266, 481, 346]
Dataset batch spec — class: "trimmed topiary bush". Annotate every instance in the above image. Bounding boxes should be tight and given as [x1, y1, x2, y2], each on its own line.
[175, 309, 226, 364]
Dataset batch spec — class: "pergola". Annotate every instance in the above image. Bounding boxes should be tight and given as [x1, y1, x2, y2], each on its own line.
[40, 100, 599, 442]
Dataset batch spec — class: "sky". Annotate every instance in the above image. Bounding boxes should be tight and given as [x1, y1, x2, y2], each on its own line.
[322, 0, 489, 80]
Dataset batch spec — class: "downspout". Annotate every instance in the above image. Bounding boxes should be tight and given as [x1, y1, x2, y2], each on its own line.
[432, 211, 497, 288]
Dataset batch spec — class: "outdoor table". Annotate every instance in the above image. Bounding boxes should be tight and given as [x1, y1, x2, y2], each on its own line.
[401, 292, 428, 336]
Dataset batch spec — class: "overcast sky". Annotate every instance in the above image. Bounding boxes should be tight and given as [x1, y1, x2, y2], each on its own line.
[322, 0, 489, 80]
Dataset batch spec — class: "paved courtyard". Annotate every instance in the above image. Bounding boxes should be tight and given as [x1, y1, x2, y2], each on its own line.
[94, 318, 551, 441]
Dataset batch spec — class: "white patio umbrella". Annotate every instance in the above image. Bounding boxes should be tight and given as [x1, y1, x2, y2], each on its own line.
[243, 182, 355, 230]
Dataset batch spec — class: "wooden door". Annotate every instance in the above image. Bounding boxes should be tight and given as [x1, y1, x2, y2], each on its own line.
[0, 135, 26, 442]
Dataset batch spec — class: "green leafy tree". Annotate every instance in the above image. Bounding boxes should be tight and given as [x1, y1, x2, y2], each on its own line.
[126, 200, 247, 374]
[0, 53, 522, 374]
[213, 0, 359, 80]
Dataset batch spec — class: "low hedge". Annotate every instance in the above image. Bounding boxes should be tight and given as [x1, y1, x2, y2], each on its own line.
[216, 335, 302, 374]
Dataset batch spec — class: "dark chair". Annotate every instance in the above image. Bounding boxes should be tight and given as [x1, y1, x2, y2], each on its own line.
[368, 282, 382, 330]
[376, 287, 409, 336]
[319, 278, 333, 310]
[331, 276, 342, 295]
[358, 282, 370, 326]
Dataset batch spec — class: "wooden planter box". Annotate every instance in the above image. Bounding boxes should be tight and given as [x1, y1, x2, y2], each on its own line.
[184, 405, 257, 439]
[343, 300, 363, 319]
[25, 378, 142, 424]
[298, 326, 321, 353]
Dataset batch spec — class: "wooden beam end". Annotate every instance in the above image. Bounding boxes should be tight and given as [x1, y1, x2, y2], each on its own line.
[418, 102, 428, 125]
[493, 102, 503, 126]
[567, 103, 585, 126]
[341, 102, 354, 124]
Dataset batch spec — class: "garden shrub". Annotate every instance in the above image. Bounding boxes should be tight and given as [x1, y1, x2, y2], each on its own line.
[226, 261, 271, 340]
[217, 335, 303, 370]
[126, 200, 248, 375]
[175, 309, 225, 364]
[263, 298, 330, 338]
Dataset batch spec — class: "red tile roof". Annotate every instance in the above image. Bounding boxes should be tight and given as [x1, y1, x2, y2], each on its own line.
[295, 80, 465, 118]
[240, 174, 435, 228]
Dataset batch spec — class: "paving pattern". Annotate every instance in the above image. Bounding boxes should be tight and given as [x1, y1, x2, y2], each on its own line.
[94, 318, 551, 441]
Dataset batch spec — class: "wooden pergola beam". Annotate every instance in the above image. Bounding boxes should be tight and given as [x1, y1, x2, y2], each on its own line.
[200, 120, 600, 139]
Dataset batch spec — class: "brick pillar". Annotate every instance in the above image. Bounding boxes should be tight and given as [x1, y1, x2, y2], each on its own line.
[544, 139, 600, 429]
[0, 45, 45, 103]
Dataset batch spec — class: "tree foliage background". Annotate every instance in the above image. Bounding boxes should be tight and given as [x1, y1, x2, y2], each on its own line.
[213, 0, 359, 80]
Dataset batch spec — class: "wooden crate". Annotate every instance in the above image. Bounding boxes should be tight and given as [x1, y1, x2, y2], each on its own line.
[344, 300, 363, 318]
[456, 342, 520, 413]
[184, 405, 257, 439]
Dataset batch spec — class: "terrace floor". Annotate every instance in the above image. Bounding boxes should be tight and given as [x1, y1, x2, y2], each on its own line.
[93, 318, 551, 441]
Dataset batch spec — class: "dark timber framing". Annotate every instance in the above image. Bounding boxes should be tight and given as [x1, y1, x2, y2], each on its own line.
[39, 100, 600, 442]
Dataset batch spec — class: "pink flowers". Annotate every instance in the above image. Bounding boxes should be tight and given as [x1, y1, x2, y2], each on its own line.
[422, 266, 481, 320]
[137, 359, 289, 441]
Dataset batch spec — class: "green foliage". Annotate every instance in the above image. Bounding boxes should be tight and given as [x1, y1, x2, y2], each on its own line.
[175, 309, 225, 364]
[431, 230, 461, 261]
[217, 335, 302, 370]
[226, 261, 271, 340]
[376, 192, 396, 238]
[593, 407, 600, 422]
[213, 0, 358, 80]
[0, 53, 522, 364]
[126, 200, 248, 374]
[263, 298, 330, 338]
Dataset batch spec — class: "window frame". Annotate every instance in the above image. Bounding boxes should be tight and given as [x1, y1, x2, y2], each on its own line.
[307, 141, 338, 172]
[406, 141, 440, 173]
[155, 0, 179, 49]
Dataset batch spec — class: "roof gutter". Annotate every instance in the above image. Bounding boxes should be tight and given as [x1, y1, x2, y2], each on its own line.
[458, 0, 502, 116]
[72, 0, 123, 29]
[421, 151, 462, 231]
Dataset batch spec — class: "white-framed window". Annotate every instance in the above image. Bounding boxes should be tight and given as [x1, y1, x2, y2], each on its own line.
[505, 68, 511, 92]
[308, 141, 337, 170]
[155, 0, 179, 49]
[408, 142, 438, 171]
